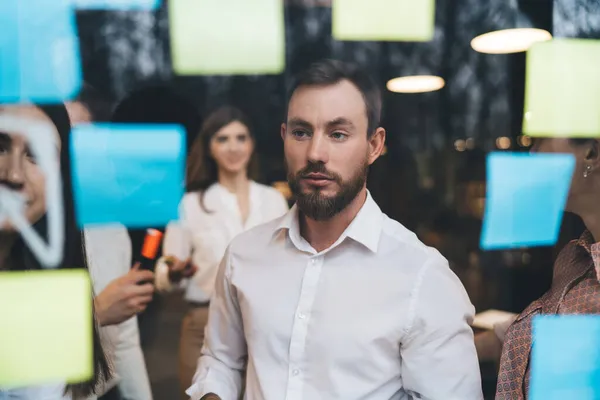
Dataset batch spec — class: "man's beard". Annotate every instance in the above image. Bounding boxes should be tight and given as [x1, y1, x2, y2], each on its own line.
[287, 159, 368, 221]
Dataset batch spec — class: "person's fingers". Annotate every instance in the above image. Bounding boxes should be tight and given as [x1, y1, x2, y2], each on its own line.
[131, 262, 141, 270]
[130, 269, 155, 283]
[183, 264, 199, 277]
[173, 259, 190, 272]
[135, 304, 148, 314]
[135, 295, 153, 306]
[164, 255, 181, 266]
[131, 283, 155, 296]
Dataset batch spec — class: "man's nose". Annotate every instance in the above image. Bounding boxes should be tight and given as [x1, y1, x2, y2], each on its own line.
[307, 133, 329, 164]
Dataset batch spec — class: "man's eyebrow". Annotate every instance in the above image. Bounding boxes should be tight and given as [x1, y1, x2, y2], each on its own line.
[326, 117, 355, 129]
[287, 118, 313, 129]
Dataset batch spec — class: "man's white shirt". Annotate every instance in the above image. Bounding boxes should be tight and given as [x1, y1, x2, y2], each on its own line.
[187, 192, 483, 400]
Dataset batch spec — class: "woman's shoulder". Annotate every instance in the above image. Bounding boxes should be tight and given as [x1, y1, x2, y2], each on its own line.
[251, 181, 286, 201]
[179, 191, 202, 214]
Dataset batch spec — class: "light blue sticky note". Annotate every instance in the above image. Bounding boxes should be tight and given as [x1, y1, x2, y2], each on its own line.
[71, 123, 185, 228]
[530, 315, 600, 400]
[72, 0, 161, 10]
[480, 152, 575, 250]
[0, 0, 81, 103]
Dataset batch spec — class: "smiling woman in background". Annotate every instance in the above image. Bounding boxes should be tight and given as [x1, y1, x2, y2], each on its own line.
[154, 106, 289, 398]
[0, 103, 111, 399]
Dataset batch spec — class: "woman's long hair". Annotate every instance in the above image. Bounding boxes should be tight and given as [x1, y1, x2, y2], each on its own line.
[186, 106, 259, 211]
[7, 104, 111, 398]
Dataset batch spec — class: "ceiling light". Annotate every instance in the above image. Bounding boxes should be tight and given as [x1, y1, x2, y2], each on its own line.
[471, 28, 552, 54]
[454, 139, 466, 152]
[517, 135, 532, 147]
[496, 137, 512, 150]
[386, 75, 445, 94]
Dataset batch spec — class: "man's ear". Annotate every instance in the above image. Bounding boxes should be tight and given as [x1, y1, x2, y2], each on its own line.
[280, 123, 287, 142]
[367, 127, 386, 165]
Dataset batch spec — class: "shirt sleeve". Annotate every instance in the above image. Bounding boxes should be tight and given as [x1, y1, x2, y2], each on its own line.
[85, 226, 153, 400]
[186, 246, 246, 400]
[113, 317, 154, 400]
[401, 255, 483, 400]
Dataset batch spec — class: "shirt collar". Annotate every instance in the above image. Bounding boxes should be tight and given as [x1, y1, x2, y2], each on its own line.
[576, 230, 600, 282]
[274, 190, 383, 254]
[575, 230, 595, 254]
[573, 230, 600, 283]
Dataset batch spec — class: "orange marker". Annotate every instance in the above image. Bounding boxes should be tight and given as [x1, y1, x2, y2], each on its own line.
[140, 229, 163, 271]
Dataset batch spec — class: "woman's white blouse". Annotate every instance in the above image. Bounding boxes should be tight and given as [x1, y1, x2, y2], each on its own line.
[156, 181, 289, 303]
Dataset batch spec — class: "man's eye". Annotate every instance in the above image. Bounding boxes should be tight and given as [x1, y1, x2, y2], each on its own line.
[331, 131, 348, 141]
[292, 130, 310, 138]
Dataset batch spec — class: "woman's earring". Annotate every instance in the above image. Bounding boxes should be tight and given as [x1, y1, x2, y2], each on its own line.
[583, 164, 593, 178]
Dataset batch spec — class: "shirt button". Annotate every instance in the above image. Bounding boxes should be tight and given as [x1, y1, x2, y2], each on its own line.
[298, 312, 306, 319]
[292, 369, 300, 376]
[311, 258, 316, 264]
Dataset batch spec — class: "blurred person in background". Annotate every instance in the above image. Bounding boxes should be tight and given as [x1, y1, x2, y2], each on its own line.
[495, 137, 600, 399]
[66, 84, 154, 400]
[110, 85, 203, 351]
[154, 106, 289, 398]
[0, 103, 111, 399]
[66, 83, 114, 124]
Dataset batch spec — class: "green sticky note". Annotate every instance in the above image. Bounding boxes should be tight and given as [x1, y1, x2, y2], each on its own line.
[0, 270, 93, 387]
[169, 0, 285, 75]
[524, 39, 600, 138]
[332, 0, 435, 42]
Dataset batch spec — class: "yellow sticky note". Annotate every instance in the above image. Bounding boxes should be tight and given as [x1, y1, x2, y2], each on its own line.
[0, 270, 93, 387]
[332, 0, 435, 42]
[169, 0, 285, 75]
[524, 39, 600, 138]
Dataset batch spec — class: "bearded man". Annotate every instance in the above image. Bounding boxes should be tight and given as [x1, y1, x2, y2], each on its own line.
[186, 59, 483, 400]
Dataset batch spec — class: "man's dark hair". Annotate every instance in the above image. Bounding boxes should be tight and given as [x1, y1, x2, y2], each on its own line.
[286, 59, 382, 136]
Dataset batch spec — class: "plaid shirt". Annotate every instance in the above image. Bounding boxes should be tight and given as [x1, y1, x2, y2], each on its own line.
[496, 231, 600, 399]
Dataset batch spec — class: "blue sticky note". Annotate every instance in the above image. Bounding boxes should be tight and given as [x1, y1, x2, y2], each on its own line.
[530, 315, 600, 400]
[72, 0, 161, 10]
[71, 123, 185, 228]
[480, 152, 575, 250]
[0, 0, 81, 103]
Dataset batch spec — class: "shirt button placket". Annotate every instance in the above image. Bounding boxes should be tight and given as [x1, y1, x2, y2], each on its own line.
[285, 255, 322, 399]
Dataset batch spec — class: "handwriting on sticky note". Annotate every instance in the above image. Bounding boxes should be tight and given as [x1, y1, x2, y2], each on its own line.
[169, 0, 285, 75]
[71, 123, 185, 228]
[332, 0, 435, 42]
[0, 0, 81, 103]
[524, 39, 600, 138]
[530, 315, 600, 400]
[0, 270, 93, 387]
[0, 115, 65, 268]
[480, 152, 575, 250]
